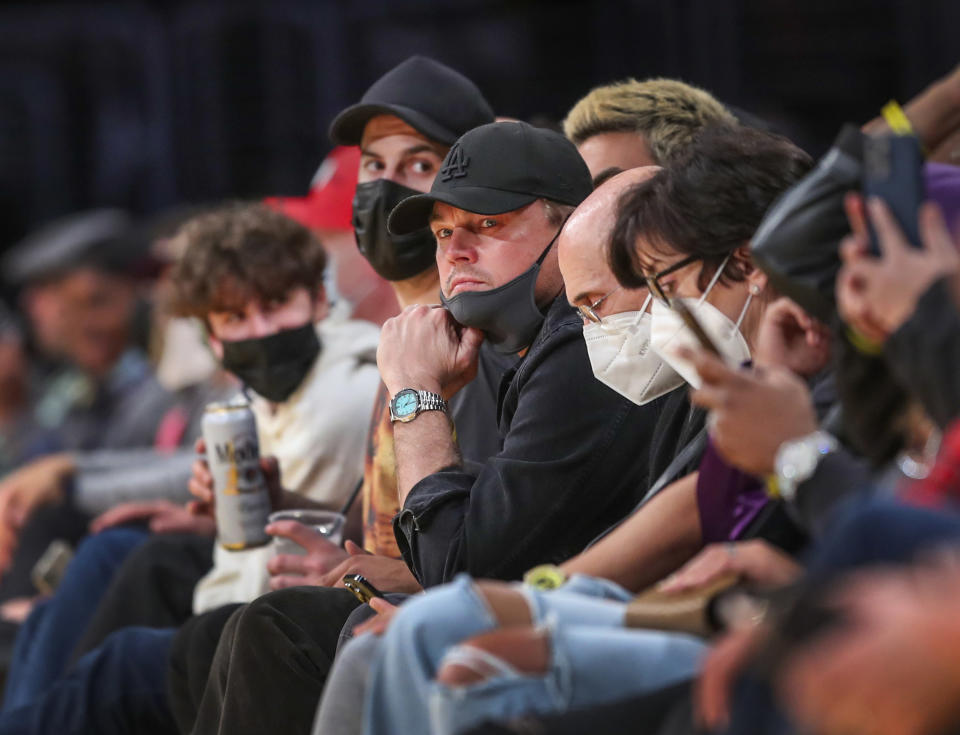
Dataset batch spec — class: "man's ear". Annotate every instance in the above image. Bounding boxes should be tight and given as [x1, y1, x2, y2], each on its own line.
[733, 244, 756, 275]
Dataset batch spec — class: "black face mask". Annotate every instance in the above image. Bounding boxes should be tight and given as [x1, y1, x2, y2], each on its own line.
[440, 225, 563, 354]
[352, 179, 438, 281]
[220, 323, 321, 403]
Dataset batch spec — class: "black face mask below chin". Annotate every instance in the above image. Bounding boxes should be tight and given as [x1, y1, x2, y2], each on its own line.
[352, 179, 438, 282]
[220, 323, 321, 403]
[439, 224, 564, 354]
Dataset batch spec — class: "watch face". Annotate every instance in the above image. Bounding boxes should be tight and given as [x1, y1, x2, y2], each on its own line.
[393, 389, 419, 418]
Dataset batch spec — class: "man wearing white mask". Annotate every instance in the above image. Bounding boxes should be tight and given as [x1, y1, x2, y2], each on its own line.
[561, 166, 685, 406]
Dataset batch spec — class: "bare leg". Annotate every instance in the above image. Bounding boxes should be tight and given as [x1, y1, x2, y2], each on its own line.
[472, 580, 533, 626]
[436, 626, 549, 686]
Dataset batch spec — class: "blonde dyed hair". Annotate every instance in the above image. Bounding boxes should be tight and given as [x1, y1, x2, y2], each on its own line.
[563, 78, 736, 164]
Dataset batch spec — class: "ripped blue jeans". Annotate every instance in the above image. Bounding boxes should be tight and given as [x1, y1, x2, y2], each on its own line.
[363, 574, 705, 735]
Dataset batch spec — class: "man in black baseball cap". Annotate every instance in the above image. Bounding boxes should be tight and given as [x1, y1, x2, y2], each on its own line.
[333, 55, 495, 295]
[376, 120, 661, 587]
[388, 120, 591, 353]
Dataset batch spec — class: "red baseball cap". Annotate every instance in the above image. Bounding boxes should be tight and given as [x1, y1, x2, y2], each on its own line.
[265, 146, 360, 232]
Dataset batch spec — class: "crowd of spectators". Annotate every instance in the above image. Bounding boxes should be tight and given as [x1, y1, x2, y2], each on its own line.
[0, 51, 958, 735]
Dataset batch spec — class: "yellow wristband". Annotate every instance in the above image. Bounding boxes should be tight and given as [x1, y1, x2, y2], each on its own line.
[765, 474, 781, 499]
[523, 564, 567, 590]
[881, 100, 915, 136]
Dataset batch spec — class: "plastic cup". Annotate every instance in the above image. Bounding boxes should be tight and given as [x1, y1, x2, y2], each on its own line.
[268, 509, 346, 556]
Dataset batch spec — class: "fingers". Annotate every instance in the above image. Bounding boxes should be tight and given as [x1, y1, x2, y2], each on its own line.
[680, 348, 738, 387]
[149, 515, 180, 534]
[265, 520, 336, 555]
[684, 350, 750, 413]
[90, 502, 162, 533]
[0, 528, 16, 575]
[835, 264, 888, 343]
[344, 540, 369, 556]
[1, 493, 30, 530]
[785, 300, 814, 332]
[658, 544, 735, 594]
[189, 458, 213, 503]
[149, 508, 200, 534]
[838, 232, 870, 266]
[260, 455, 280, 481]
[194, 436, 206, 454]
[266, 553, 309, 577]
[186, 500, 213, 518]
[369, 596, 397, 615]
[459, 326, 485, 357]
[736, 539, 803, 587]
[695, 655, 731, 730]
[8, 502, 28, 530]
[867, 197, 910, 257]
[318, 562, 351, 589]
[0, 492, 17, 531]
[843, 191, 869, 242]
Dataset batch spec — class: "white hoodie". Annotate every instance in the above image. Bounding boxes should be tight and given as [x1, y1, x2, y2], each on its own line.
[192, 317, 380, 613]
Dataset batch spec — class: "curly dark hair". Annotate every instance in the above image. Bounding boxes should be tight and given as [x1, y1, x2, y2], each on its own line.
[170, 202, 327, 319]
[608, 124, 813, 291]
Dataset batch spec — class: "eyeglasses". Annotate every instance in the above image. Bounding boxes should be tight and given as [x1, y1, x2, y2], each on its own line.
[644, 254, 702, 304]
[577, 287, 621, 325]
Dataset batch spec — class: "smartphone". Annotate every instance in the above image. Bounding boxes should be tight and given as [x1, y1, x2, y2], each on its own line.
[343, 574, 384, 604]
[862, 134, 925, 253]
[669, 297, 722, 357]
[30, 540, 73, 595]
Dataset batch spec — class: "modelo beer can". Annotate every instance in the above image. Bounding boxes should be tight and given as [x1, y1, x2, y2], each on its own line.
[202, 400, 272, 550]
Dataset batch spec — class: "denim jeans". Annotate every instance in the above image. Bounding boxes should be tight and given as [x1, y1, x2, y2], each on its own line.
[313, 632, 381, 735]
[2, 526, 148, 711]
[0, 626, 176, 735]
[364, 574, 705, 735]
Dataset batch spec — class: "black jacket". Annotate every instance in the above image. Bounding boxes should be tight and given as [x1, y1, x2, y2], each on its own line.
[394, 296, 663, 587]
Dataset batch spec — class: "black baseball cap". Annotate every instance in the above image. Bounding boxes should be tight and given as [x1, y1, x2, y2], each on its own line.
[329, 56, 495, 146]
[388, 121, 593, 235]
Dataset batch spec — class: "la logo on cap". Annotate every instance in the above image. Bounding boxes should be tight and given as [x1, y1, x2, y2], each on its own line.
[439, 144, 470, 181]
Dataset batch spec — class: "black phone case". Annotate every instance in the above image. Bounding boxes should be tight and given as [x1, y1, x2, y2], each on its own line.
[862, 134, 925, 253]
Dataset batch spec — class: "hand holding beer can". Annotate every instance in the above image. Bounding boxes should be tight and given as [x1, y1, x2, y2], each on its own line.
[201, 400, 272, 550]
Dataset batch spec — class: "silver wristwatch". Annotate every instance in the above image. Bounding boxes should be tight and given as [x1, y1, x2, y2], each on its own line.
[388, 388, 448, 423]
[774, 430, 838, 501]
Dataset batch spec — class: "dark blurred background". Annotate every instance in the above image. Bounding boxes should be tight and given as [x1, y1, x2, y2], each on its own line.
[0, 0, 956, 251]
